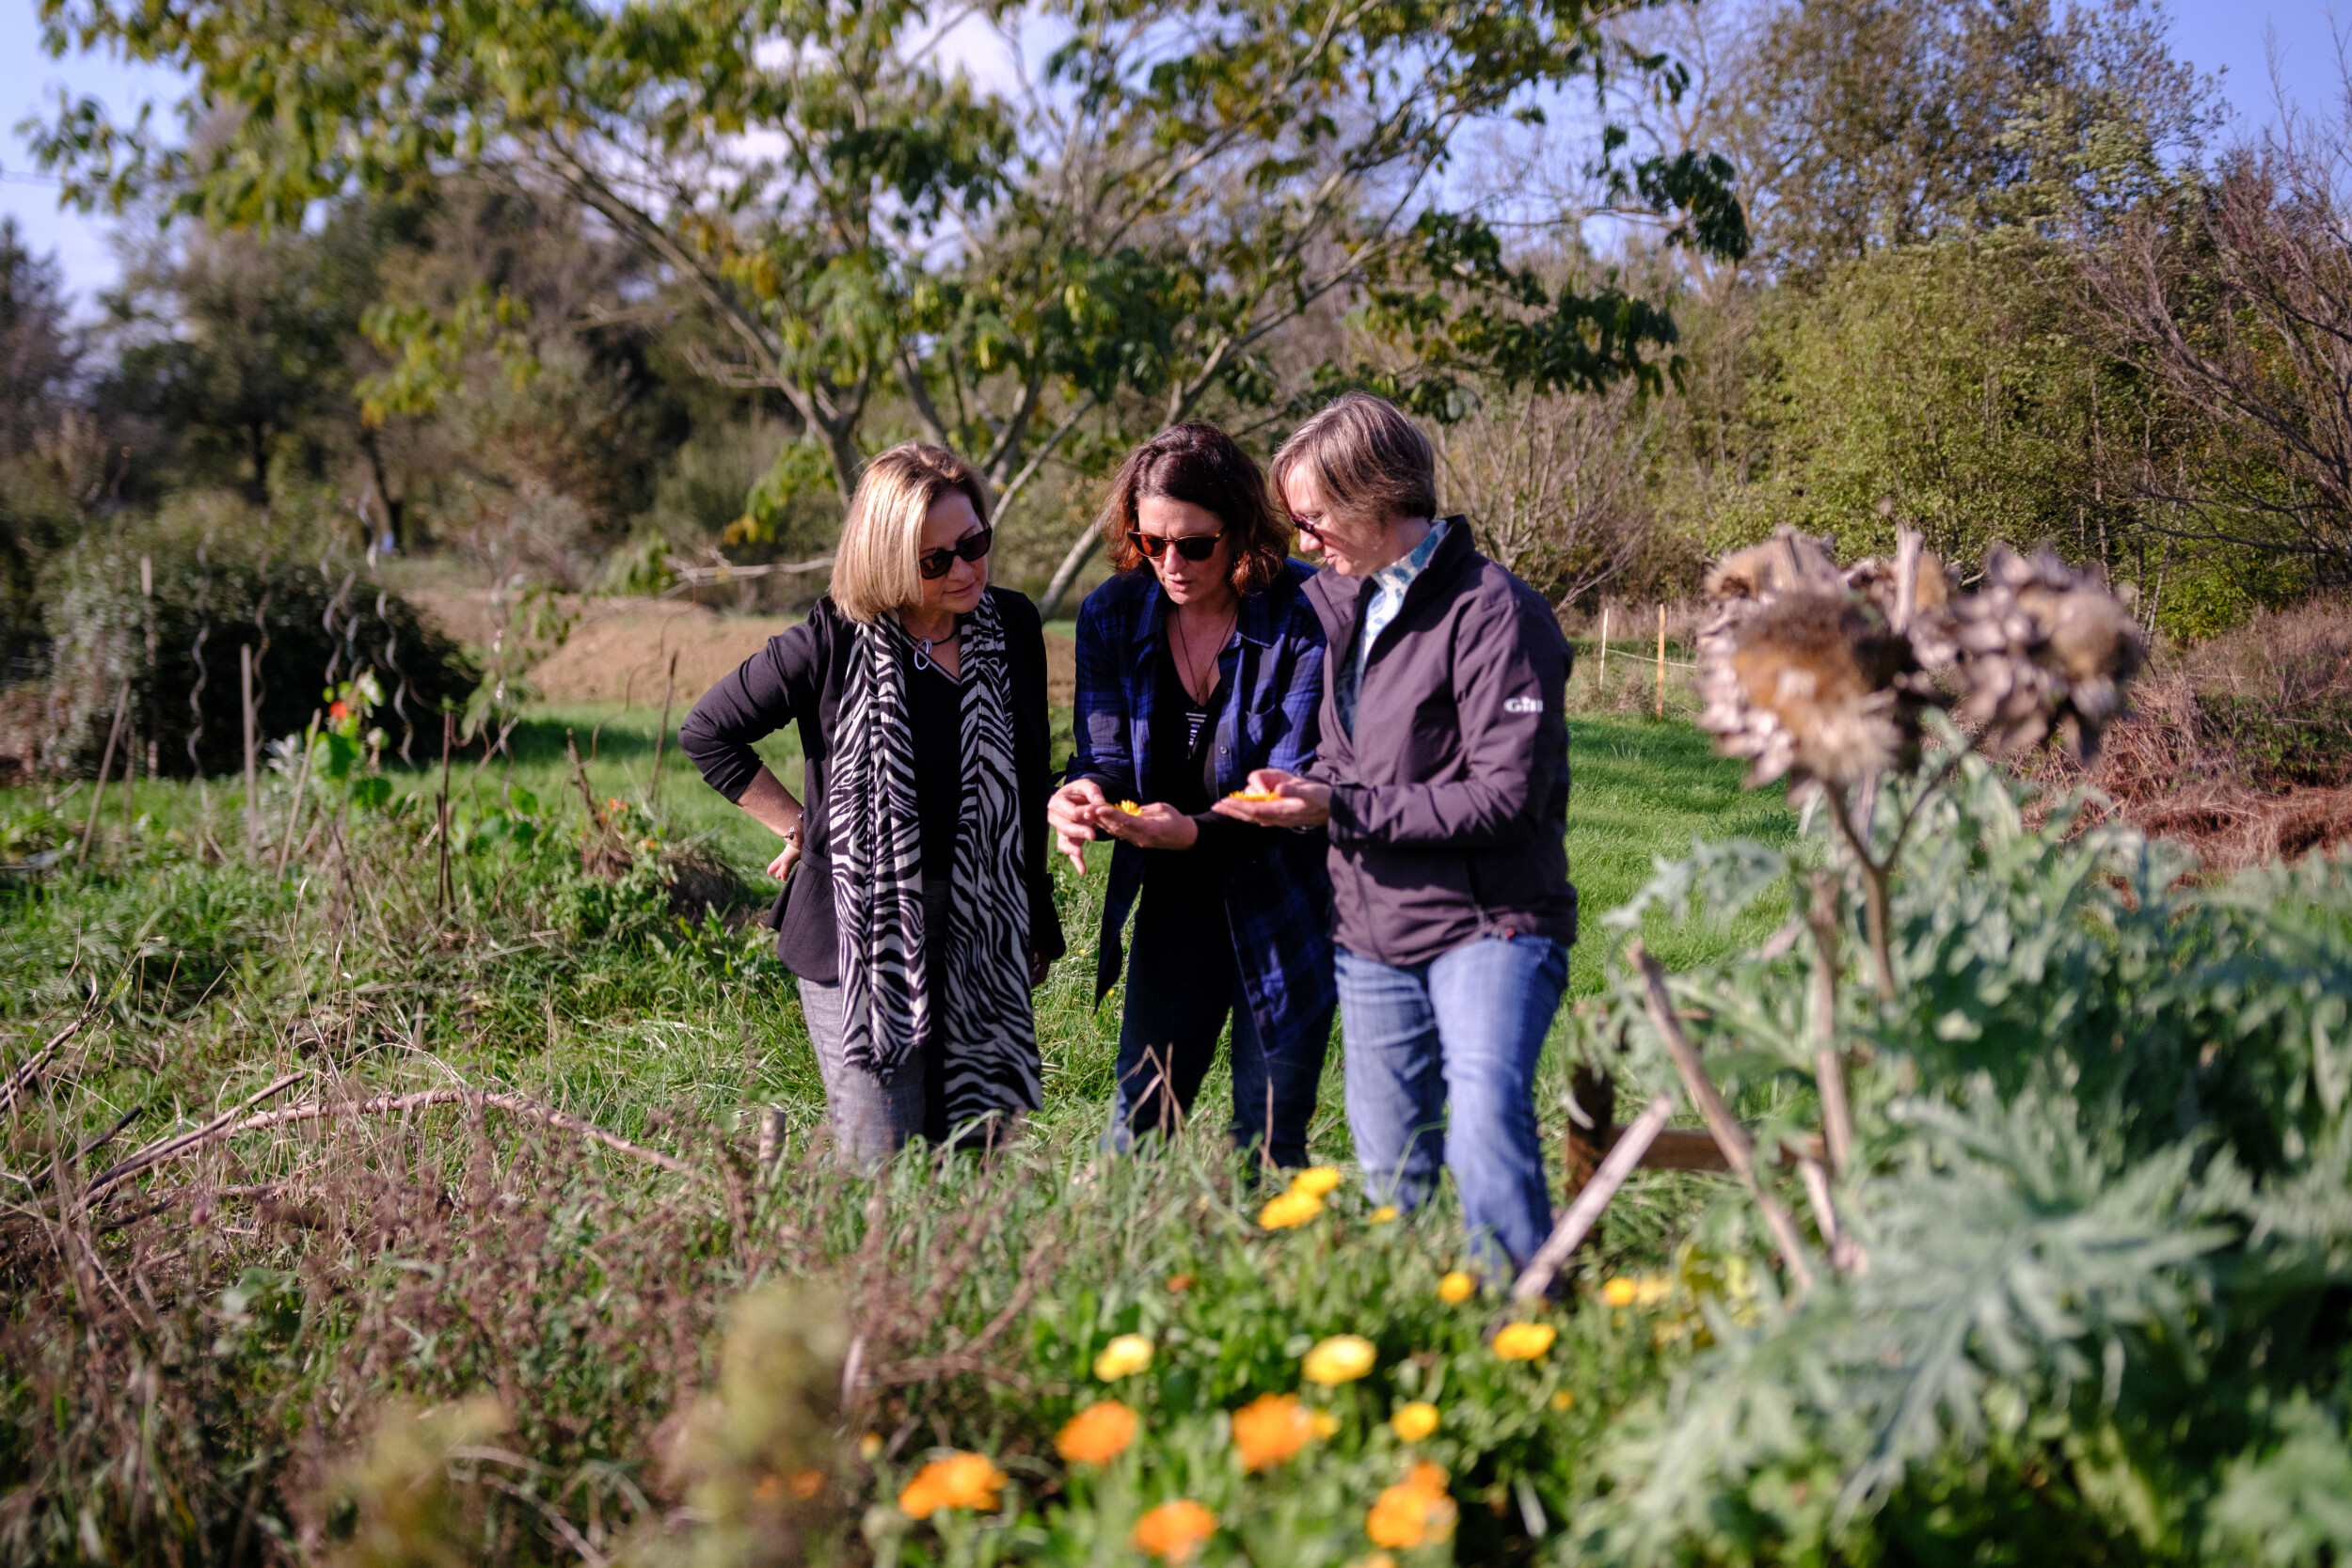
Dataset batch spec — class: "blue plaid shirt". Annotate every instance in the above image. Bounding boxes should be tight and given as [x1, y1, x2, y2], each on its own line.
[1071, 560, 1336, 1059]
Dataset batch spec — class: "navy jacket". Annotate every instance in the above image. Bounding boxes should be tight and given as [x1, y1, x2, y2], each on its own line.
[1070, 561, 1337, 1058]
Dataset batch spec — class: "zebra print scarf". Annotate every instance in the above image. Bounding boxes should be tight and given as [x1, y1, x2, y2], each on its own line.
[829, 592, 1040, 1125]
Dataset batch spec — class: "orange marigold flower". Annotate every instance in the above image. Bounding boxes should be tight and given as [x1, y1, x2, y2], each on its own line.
[786, 1467, 825, 1500]
[1366, 1462, 1456, 1549]
[1390, 1402, 1439, 1442]
[1056, 1401, 1138, 1465]
[1132, 1499, 1217, 1561]
[1492, 1323, 1557, 1361]
[1288, 1165, 1343, 1198]
[328, 700, 350, 721]
[1258, 1189, 1325, 1229]
[898, 1451, 1007, 1519]
[1602, 1276, 1639, 1307]
[1302, 1334, 1376, 1386]
[1167, 1273, 1195, 1292]
[1231, 1392, 1316, 1472]
[1437, 1271, 1475, 1305]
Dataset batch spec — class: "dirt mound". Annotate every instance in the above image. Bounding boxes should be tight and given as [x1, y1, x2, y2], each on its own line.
[407, 593, 1076, 709]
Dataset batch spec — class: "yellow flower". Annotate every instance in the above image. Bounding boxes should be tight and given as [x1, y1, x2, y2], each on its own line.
[859, 1432, 883, 1461]
[1115, 800, 1144, 816]
[1093, 1334, 1154, 1381]
[1492, 1323, 1557, 1361]
[1231, 1392, 1316, 1472]
[1055, 1401, 1138, 1465]
[1348, 1558, 1399, 1568]
[1602, 1276, 1639, 1307]
[898, 1451, 1008, 1519]
[1311, 1411, 1342, 1438]
[1636, 1275, 1676, 1307]
[1132, 1499, 1217, 1561]
[1288, 1165, 1344, 1198]
[1437, 1271, 1475, 1305]
[1258, 1189, 1326, 1230]
[1366, 1461, 1456, 1549]
[1302, 1334, 1377, 1386]
[1369, 1205, 1400, 1224]
[1390, 1402, 1439, 1442]
[1550, 1389, 1576, 1412]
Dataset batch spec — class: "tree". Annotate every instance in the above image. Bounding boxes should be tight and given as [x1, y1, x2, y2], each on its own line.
[2085, 112, 2352, 587]
[35, 0, 1744, 612]
[0, 219, 75, 463]
[1718, 0, 2217, 277]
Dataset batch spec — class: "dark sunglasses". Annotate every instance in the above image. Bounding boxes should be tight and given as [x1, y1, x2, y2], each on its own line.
[1128, 530, 1224, 562]
[918, 526, 993, 579]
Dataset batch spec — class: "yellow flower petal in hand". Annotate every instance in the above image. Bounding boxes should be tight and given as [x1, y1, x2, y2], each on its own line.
[1602, 1276, 1639, 1307]
[1258, 1189, 1325, 1230]
[1369, 1205, 1399, 1224]
[1390, 1402, 1439, 1442]
[1132, 1499, 1217, 1561]
[1492, 1323, 1557, 1361]
[1055, 1401, 1138, 1465]
[1287, 1165, 1343, 1198]
[1437, 1270, 1475, 1305]
[1093, 1333, 1154, 1381]
[1302, 1334, 1377, 1386]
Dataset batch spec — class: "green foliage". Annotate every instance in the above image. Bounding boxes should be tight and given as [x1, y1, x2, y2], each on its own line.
[36, 503, 474, 774]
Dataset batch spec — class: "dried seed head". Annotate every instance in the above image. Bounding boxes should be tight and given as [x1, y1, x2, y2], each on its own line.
[1844, 550, 1959, 668]
[1704, 531, 1841, 604]
[1698, 588, 1923, 788]
[1953, 546, 2145, 760]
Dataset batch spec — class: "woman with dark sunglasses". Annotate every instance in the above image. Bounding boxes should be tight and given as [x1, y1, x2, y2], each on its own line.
[1046, 423, 1335, 1169]
[681, 443, 1063, 1167]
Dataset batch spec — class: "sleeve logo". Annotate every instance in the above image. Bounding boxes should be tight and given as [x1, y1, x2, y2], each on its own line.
[1502, 695, 1544, 715]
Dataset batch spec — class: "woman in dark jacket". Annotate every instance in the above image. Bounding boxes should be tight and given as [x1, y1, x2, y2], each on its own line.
[680, 443, 1064, 1166]
[1046, 423, 1335, 1168]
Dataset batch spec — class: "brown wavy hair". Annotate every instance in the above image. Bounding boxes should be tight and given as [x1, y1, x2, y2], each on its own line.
[1096, 423, 1293, 597]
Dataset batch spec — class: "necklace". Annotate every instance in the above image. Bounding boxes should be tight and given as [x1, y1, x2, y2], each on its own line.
[1169, 598, 1236, 705]
[909, 620, 960, 673]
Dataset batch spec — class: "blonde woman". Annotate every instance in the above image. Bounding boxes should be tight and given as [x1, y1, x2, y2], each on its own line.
[681, 443, 1063, 1164]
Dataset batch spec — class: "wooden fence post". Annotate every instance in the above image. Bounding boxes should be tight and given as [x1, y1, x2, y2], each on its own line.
[1656, 604, 1667, 719]
[77, 681, 132, 868]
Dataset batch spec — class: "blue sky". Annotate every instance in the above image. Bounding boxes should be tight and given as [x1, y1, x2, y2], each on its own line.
[0, 0, 2341, 317]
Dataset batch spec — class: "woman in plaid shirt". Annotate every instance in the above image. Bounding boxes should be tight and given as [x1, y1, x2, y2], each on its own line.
[1047, 423, 1336, 1170]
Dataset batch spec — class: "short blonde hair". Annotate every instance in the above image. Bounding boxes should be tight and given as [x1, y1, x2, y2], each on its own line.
[830, 443, 991, 624]
[1270, 392, 1438, 528]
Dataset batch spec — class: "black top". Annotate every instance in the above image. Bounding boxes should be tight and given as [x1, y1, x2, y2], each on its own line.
[1143, 636, 1239, 900]
[677, 590, 1066, 984]
[907, 658, 961, 900]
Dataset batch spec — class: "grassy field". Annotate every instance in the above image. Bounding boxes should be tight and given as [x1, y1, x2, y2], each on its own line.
[2, 700, 1788, 1210]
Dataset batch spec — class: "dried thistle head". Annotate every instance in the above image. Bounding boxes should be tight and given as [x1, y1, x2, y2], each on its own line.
[1704, 531, 1841, 605]
[1699, 588, 1924, 789]
[660, 1281, 848, 1566]
[1845, 547, 1959, 668]
[326, 1396, 510, 1568]
[1954, 546, 2145, 760]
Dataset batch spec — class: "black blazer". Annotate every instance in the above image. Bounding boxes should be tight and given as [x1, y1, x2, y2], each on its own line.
[677, 589, 1066, 983]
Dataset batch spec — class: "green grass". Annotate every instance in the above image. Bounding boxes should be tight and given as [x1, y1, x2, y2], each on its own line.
[2, 703, 1788, 1187]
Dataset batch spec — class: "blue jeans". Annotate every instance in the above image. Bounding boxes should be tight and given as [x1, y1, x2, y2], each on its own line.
[1337, 933, 1568, 1275]
[1107, 881, 1332, 1169]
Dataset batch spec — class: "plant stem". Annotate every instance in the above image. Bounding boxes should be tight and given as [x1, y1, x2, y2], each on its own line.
[1513, 1093, 1674, 1303]
[1634, 944, 1816, 1295]
[1806, 870, 1854, 1180]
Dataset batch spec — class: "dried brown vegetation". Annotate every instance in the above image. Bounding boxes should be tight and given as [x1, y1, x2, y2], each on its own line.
[2038, 599, 2352, 867]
